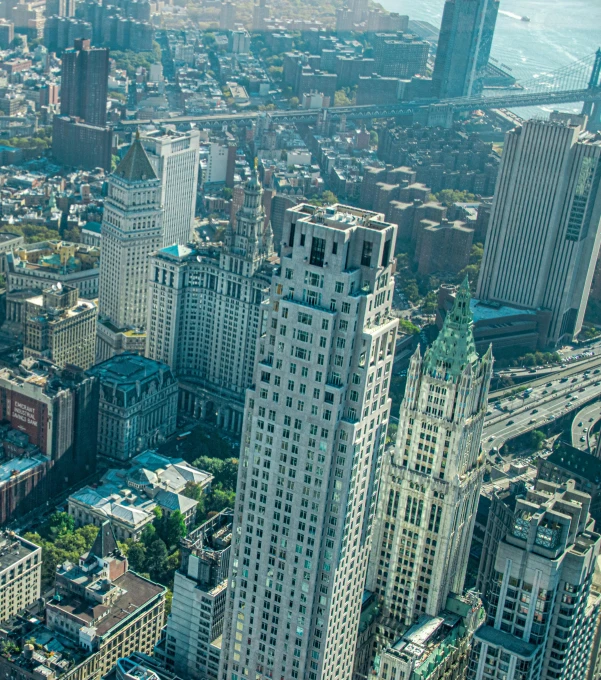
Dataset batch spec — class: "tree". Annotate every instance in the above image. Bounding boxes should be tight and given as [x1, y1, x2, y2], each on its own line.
[321, 190, 338, 205]
[334, 89, 352, 107]
[162, 511, 187, 548]
[145, 539, 168, 582]
[127, 542, 147, 573]
[193, 457, 238, 491]
[206, 488, 235, 515]
[369, 130, 378, 147]
[435, 189, 476, 207]
[140, 523, 157, 547]
[398, 319, 420, 335]
[289, 96, 299, 108]
[46, 512, 74, 538]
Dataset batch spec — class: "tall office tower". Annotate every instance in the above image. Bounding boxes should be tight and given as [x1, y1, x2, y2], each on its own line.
[476, 119, 601, 348]
[142, 129, 201, 247]
[219, 0, 236, 29]
[358, 280, 492, 671]
[157, 510, 233, 680]
[97, 135, 163, 362]
[59, 38, 109, 126]
[53, 38, 112, 170]
[432, 0, 499, 99]
[468, 480, 601, 680]
[219, 204, 398, 680]
[252, 0, 269, 31]
[146, 171, 274, 432]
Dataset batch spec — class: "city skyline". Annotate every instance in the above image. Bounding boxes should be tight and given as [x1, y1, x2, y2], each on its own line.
[0, 4, 599, 680]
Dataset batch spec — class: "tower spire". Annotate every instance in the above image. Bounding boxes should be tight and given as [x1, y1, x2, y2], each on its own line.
[423, 277, 478, 379]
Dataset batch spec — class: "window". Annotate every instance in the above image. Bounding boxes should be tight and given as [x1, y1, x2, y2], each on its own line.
[335, 281, 344, 293]
[310, 237, 326, 267]
[361, 240, 373, 266]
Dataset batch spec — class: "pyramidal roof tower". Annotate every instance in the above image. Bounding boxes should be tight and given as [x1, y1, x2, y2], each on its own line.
[96, 134, 164, 362]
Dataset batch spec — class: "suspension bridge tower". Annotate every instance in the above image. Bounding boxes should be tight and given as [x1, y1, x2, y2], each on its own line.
[582, 48, 601, 131]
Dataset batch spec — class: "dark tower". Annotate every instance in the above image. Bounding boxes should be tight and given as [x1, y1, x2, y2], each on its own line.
[432, 0, 499, 99]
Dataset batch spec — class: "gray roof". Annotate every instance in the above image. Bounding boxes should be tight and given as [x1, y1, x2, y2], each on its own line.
[474, 625, 537, 659]
[155, 489, 197, 514]
[114, 136, 157, 183]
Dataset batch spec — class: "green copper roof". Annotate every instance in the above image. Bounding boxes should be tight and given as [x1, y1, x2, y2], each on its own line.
[423, 277, 478, 379]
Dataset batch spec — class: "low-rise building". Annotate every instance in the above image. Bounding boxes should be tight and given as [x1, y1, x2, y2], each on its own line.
[156, 510, 232, 680]
[0, 522, 166, 680]
[88, 354, 178, 462]
[376, 593, 485, 680]
[6, 240, 101, 300]
[0, 359, 99, 496]
[0, 532, 41, 623]
[69, 451, 213, 540]
[24, 284, 97, 370]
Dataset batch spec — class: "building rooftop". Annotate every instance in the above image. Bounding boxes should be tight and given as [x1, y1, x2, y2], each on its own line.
[69, 451, 212, 530]
[89, 353, 173, 387]
[50, 570, 164, 638]
[474, 624, 538, 659]
[543, 440, 601, 483]
[0, 454, 49, 485]
[0, 532, 40, 572]
[471, 299, 537, 323]
[114, 136, 158, 183]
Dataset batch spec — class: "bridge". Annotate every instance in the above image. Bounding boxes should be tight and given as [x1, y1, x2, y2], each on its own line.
[117, 49, 601, 129]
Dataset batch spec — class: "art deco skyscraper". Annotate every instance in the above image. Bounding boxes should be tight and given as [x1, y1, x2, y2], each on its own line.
[97, 135, 163, 361]
[432, 0, 499, 98]
[219, 204, 398, 680]
[365, 280, 492, 650]
[476, 118, 601, 347]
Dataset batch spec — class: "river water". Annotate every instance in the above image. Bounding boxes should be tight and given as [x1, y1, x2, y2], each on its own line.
[378, 0, 601, 116]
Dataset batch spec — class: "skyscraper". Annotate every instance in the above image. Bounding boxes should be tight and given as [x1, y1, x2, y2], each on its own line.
[432, 0, 499, 99]
[141, 129, 201, 247]
[157, 510, 233, 680]
[468, 480, 601, 680]
[97, 135, 163, 361]
[59, 38, 109, 126]
[52, 38, 112, 169]
[219, 203, 398, 680]
[476, 119, 601, 347]
[145, 170, 275, 432]
[358, 280, 492, 671]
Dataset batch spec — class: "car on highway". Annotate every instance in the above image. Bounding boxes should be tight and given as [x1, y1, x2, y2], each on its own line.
[579, 388, 585, 392]
[595, 369, 600, 374]
[579, 421, 583, 426]
[572, 378, 578, 383]
[507, 420, 515, 426]
[488, 436, 495, 442]
[531, 409, 538, 414]
[581, 436, 586, 442]
[584, 428, 588, 433]
[590, 418, 595, 422]
[546, 382, 553, 387]
[529, 419, 536, 424]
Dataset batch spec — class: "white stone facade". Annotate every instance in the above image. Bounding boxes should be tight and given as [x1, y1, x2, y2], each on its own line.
[219, 203, 398, 680]
[142, 129, 200, 247]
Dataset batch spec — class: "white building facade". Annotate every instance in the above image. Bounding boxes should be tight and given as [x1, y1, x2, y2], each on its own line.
[468, 480, 601, 680]
[145, 171, 275, 432]
[96, 135, 163, 361]
[476, 119, 601, 347]
[219, 204, 398, 680]
[142, 128, 200, 247]
[358, 280, 492, 674]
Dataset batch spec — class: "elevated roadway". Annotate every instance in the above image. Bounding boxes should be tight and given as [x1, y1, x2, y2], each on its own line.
[483, 366, 601, 452]
[116, 86, 601, 128]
